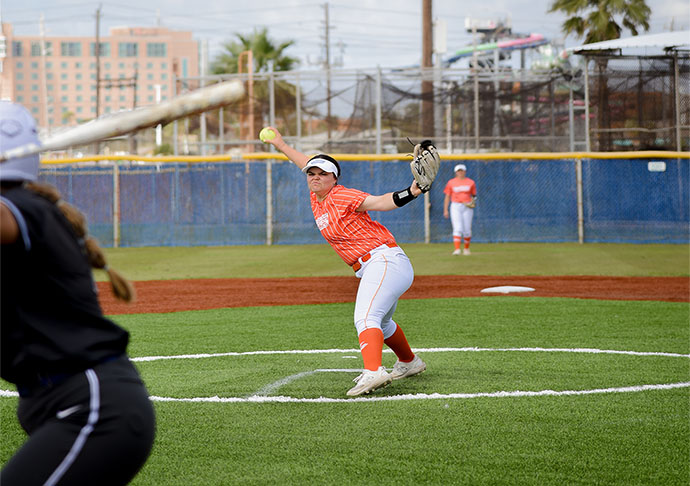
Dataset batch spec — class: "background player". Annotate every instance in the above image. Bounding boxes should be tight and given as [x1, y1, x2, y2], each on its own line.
[443, 163, 477, 255]
[261, 126, 426, 397]
[0, 101, 155, 486]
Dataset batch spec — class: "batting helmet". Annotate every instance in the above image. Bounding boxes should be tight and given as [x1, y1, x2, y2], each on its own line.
[0, 101, 40, 182]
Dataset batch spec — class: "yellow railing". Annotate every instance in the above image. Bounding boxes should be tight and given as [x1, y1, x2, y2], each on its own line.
[40, 150, 689, 165]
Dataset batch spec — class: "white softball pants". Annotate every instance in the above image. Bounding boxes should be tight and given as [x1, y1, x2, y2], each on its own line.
[353, 244, 414, 339]
[450, 201, 474, 238]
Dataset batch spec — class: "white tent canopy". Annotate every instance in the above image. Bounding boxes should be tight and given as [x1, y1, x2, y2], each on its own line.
[567, 30, 690, 53]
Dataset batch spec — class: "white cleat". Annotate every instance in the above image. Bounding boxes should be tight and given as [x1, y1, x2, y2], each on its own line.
[391, 355, 427, 380]
[452, 249, 462, 256]
[463, 248, 471, 255]
[347, 367, 392, 396]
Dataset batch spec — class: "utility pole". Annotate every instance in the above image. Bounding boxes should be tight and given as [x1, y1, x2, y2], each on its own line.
[39, 13, 51, 135]
[323, 2, 332, 142]
[421, 0, 434, 137]
[95, 5, 101, 119]
[94, 4, 101, 154]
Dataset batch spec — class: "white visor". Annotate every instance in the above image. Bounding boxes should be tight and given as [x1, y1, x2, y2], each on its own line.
[302, 158, 339, 177]
[454, 164, 467, 172]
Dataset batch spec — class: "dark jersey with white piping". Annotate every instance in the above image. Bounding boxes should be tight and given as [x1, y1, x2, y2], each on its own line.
[0, 185, 128, 385]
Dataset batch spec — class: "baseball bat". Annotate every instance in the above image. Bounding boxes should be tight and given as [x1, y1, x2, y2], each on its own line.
[0, 80, 245, 162]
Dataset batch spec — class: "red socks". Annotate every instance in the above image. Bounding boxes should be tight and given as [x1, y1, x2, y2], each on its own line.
[358, 328, 384, 371]
[383, 325, 415, 363]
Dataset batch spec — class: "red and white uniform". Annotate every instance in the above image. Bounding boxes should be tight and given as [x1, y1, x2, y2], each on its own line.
[310, 185, 395, 266]
[444, 177, 476, 238]
[311, 184, 413, 338]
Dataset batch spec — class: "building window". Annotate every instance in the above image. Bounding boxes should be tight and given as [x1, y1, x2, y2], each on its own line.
[61, 62, 68, 69]
[32, 107, 39, 114]
[118, 42, 138, 57]
[31, 85, 38, 91]
[12, 41, 23, 57]
[146, 43, 166, 57]
[16, 73, 23, 80]
[75, 62, 81, 68]
[47, 85, 53, 91]
[61, 42, 82, 57]
[16, 95, 24, 102]
[161, 73, 167, 80]
[31, 73, 38, 80]
[76, 95, 82, 101]
[61, 73, 67, 80]
[90, 42, 110, 57]
[147, 73, 153, 80]
[46, 61, 52, 68]
[30, 41, 51, 56]
[31, 95, 38, 102]
[31, 62, 38, 69]
[104, 62, 111, 69]
[61, 84, 68, 91]
[16, 84, 23, 91]
[76, 73, 82, 80]
[16, 61, 23, 68]
[161, 62, 167, 69]
[61, 96, 68, 102]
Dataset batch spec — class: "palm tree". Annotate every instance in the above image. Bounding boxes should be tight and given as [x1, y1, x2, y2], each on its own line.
[549, 0, 651, 150]
[211, 27, 299, 74]
[548, 0, 651, 45]
[210, 28, 300, 145]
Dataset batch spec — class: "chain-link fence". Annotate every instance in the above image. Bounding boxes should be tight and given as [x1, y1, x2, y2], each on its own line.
[38, 153, 689, 248]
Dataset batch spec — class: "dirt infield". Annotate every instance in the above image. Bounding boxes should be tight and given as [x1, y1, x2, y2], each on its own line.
[97, 275, 689, 315]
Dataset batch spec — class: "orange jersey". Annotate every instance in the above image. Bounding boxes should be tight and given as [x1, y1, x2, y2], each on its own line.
[310, 184, 396, 266]
[443, 177, 476, 203]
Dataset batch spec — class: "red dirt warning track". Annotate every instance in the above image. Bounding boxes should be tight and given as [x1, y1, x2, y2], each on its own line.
[97, 275, 689, 315]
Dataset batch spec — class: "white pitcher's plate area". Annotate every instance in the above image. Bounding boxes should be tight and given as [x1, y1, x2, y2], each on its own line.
[481, 286, 536, 294]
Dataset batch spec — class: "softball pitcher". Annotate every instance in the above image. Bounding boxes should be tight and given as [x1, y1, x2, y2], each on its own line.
[443, 164, 477, 255]
[261, 127, 439, 396]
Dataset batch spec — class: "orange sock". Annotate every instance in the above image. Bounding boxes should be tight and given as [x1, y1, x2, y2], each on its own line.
[453, 236, 461, 250]
[358, 328, 384, 371]
[384, 324, 415, 363]
[464, 237, 471, 250]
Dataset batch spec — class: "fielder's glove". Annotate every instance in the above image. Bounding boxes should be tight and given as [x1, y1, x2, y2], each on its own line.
[410, 140, 441, 193]
[464, 198, 477, 209]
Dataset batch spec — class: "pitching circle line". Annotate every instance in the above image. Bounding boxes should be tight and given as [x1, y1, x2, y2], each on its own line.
[0, 347, 687, 403]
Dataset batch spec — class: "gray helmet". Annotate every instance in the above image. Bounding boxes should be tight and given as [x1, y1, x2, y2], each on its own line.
[0, 101, 40, 181]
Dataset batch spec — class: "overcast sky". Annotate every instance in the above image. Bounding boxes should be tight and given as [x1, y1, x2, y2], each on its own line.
[3, 0, 689, 69]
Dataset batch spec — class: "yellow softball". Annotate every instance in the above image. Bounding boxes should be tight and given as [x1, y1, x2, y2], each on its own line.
[259, 127, 276, 142]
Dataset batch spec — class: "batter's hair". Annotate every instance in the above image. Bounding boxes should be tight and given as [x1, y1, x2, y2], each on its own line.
[25, 181, 135, 302]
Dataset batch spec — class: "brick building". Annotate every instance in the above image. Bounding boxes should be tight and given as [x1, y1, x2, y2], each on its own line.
[0, 23, 199, 131]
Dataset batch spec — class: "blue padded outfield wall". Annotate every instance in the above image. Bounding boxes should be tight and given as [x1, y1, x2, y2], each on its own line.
[39, 156, 689, 247]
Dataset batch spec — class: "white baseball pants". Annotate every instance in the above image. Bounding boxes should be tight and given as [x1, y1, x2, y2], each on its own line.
[450, 201, 474, 238]
[353, 244, 413, 338]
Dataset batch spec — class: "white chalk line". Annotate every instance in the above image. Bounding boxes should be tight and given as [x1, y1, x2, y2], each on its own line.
[1, 347, 688, 402]
[130, 347, 690, 362]
[150, 381, 690, 403]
